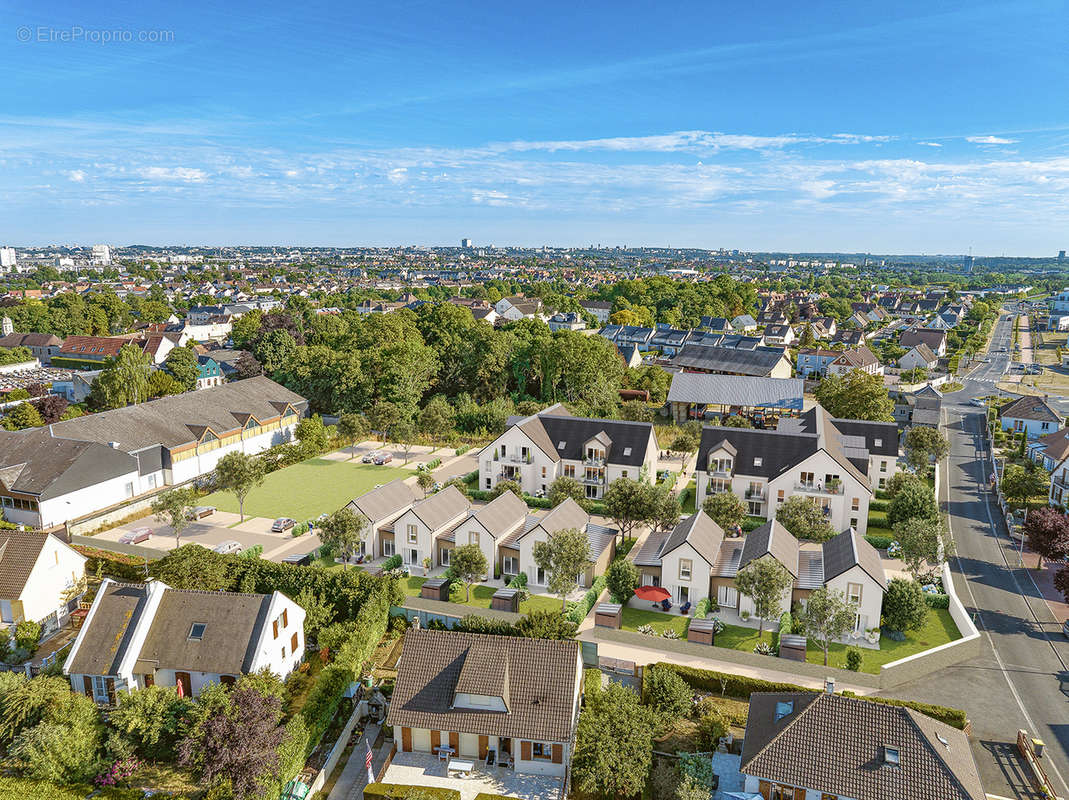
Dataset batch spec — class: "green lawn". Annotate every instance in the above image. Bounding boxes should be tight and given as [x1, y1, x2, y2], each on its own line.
[868, 509, 889, 528]
[402, 576, 564, 614]
[621, 606, 960, 674]
[202, 457, 410, 520]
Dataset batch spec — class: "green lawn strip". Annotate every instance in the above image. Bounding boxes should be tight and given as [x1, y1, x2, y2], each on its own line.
[867, 509, 888, 527]
[621, 607, 960, 673]
[402, 576, 562, 614]
[202, 457, 410, 520]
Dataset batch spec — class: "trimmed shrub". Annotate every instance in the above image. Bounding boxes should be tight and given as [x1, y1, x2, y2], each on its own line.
[869, 500, 890, 512]
[364, 784, 461, 800]
[566, 575, 607, 625]
[73, 545, 152, 581]
[741, 517, 765, 533]
[381, 554, 403, 571]
[239, 544, 264, 559]
[455, 445, 471, 456]
[584, 667, 602, 705]
[647, 662, 968, 729]
[864, 534, 894, 550]
[845, 647, 862, 671]
[422, 458, 443, 471]
[924, 593, 950, 609]
[771, 612, 792, 654]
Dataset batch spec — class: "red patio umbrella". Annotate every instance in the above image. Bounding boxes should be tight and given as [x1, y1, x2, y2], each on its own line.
[634, 585, 671, 602]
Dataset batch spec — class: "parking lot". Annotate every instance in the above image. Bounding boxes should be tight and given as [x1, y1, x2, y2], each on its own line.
[95, 510, 324, 563]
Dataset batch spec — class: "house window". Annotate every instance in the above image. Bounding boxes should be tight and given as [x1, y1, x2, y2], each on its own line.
[521, 446, 529, 460]
[564, 464, 575, 478]
[847, 582, 863, 604]
[621, 470, 628, 478]
[717, 585, 738, 609]
[678, 559, 692, 581]
[800, 471, 814, 486]
[291, 632, 299, 652]
[850, 517, 858, 529]
[874, 438, 882, 448]
[769, 785, 797, 800]
[281, 646, 286, 660]
[407, 524, 418, 544]
[880, 460, 888, 473]
[382, 540, 394, 557]
[486, 477, 492, 489]
[469, 531, 480, 546]
[541, 466, 546, 478]
[531, 742, 552, 760]
[440, 548, 450, 566]
[189, 623, 207, 640]
[851, 497, 860, 512]
[777, 489, 785, 504]
[502, 556, 519, 575]
[748, 501, 762, 516]
[281, 609, 288, 628]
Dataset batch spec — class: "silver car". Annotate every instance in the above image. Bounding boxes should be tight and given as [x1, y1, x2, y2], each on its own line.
[213, 540, 242, 555]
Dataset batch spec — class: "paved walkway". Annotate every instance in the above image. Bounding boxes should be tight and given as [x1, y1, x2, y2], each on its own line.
[326, 721, 385, 800]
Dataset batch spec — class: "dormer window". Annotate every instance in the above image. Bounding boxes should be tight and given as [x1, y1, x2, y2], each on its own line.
[883, 746, 900, 767]
[189, 623, 207, 640]
[774, 700, 793, 721]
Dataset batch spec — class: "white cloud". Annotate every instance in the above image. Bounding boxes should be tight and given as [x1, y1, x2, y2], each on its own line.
[917, 141, 942, 147]
[284, 169, 299, 177]
[66, 169, 86, 182]
[966, 135, 1018, 145]
[137, 166, 208, 182]
[386, 167, 408, 184]
[492, 130, 892, 154]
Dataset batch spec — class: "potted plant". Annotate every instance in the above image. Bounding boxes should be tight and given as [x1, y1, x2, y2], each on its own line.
[866, 627, 881, 645]
[421, 556, 431, 576]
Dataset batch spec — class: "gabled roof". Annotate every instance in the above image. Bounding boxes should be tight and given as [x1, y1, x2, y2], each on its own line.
[908, 342, 938, 363]
[64, 581, 149, 676]
[660, 510, 724, 566]
[530, 497, 589, 537]
[1000, 395, 1061, 423]
[470, 490, 528, 538]
[822, 528, 887, 589]
[408, 485, 470, 531]
[1034, 427, 1069, 463]
[666, 373, 804, 411]
[739, 519, 799, 577]
[672, 343, 788, 377]
[347, 478, 417, 523]
[0, 531, 71, 599]
[507, 411, 653, 467]
[740, 692, 985, 800]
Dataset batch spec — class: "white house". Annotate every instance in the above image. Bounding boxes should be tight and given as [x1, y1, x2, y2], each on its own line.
[898, 343, 938, 372]
[480, 406, 659, 501]
[437, 490, 528, 577]
[346, 479, 417, 559]
[1000, 395, 1061, 439]
[0, 531, 87, 637]
[65, 578, 305, 703]
[389, 485, 470, 569]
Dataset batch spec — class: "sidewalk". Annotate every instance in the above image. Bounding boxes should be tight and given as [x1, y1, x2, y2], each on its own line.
[326, 721, 387, 800]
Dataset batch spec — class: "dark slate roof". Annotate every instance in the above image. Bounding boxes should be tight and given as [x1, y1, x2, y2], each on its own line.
[387, 629, 581, 742]
[830, 417, 900, 458]
[667, 373, 804, 411]
[739, 519, 799, 577]
[65, 582, 150, 676]
[698, 426, 818, 481]
[741, 692, 985, 800]
[822, 528, 887, 589]
[0, 427, 138, 499]
[518, 413, 653, 467]
[137, 588, 272, 675]
[900, 328, 946, 349]
[660, 510, 724, 566]
[0, 531, 56, 599]
[672, 343, 788, 377]
[1000, 395, 1061, 423]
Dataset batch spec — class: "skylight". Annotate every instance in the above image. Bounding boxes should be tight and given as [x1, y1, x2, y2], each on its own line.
[623, 447, 632, 456]
[883, 746, 900, 766]
[558, 441, 566, 449]
[774, 700, 793, 721]
[875, 438, 883, 447]
[189, 623, 207, 640]
[754, 457, 762, 467]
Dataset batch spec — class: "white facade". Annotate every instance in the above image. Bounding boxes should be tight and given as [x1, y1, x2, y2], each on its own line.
[659, 541, 713, 606]
[0, 534, 87, 632]
[92, 244, 112, 265]
[1002, 414, 1058, 439]
[824, 563, 883, 635]
[0, 247, 15, 270]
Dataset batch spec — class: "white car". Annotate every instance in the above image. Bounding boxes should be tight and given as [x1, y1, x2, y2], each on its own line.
[213, 540, 243, 555]
[970, 398, 986, 407]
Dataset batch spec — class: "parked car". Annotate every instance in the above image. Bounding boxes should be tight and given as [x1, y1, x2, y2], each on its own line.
[361, 451, 383, 464]
[188, 506, 216, 520]
[970, 397, 986, 407]
[373, 453, 393, 465]
[213, 540, 242, 555]
[272, 517, 296, 532]
[119, 527, 152, 544]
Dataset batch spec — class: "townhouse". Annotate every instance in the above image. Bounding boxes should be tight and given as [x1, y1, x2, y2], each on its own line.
[899, 343, 939, 372]
[826, 345, 882, 378]
[388, 486, 471, 569]
[762, 324, 795, 347]
[480, 406, 659, 501]
[694, 405, 900, 534]
[65, 578, 305, 702]
[345, 478, 418, 559]
[999, 395, 1061, 439]
[579, 299, 612, 323]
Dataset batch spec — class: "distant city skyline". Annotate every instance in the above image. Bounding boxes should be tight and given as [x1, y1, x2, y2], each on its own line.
[1, 0, 1067, 254]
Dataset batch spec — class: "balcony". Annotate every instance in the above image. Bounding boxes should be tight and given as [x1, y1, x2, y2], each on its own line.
[581, 475, 606, 485]
[794, 481, 844, 496]
[708, 469, 733, 479]
[583, 456, 606, 467]
[492, 453, 531, 464]
[745, 488, 766, 500]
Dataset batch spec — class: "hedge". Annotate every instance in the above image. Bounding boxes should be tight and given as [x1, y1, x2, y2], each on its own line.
[74, 544, 153, 581]
[686, 598, 711, 633]
[473, 795, 517, 800]
[742, 516, 766, 532]
[0, 778, 147, 799]
[648, 662, 968, 729]
[584, 667, 602, 703]
[455, 445, 471, 456]
[772, 611, 792, 654]
[567, 575, 607, 625]
[364, 784, 460, 800]
[381, 554, 402, 571]
[869, 499, 889, 512]
[925, 593, 950, 609]
[864, 534, 894, 550]
[423, 458, 442, 471]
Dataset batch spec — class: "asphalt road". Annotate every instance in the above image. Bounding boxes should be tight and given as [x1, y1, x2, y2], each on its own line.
[884, 312, 1069, 799]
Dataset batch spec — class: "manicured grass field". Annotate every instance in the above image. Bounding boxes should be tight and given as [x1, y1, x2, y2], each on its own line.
[202, 457, 410, 520]
[620, 605, 960, 674]
[403, 576, 563, 615]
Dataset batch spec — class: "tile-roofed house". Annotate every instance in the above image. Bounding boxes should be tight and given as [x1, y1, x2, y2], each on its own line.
[831, 328, 866, 346]
[827, 345, 882, 378]
[440, 490, 528, 574]
[899, 327, 947, 356]
[671, 343, 792, 379]
[481, 405, 658, 501]
[1000, 394, 1061, 439]
[0, 531, 87, 637]
[346, 478, 418, 559]
[762, 323, 795, 346]
[795, 348, 840, 378]
[65, 578, 305, 703]
[388, 628, 583, 777]
[0, 331, 63, 364]
[899, 342, 939, 371]
[739, 519, 799, 577]
[740, 692, 985, 800]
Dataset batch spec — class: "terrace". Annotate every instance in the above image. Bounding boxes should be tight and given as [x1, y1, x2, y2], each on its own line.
[382, 751, 562, 800]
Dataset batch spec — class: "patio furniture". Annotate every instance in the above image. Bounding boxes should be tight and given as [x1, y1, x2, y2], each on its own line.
[434, 746, 456, 761]
[498, 753, 513, 769]
[634, 585, 671, 603]
[448, 758, 475, 776]
[660, 598, 672, 612]
[679, 601, 692, 615]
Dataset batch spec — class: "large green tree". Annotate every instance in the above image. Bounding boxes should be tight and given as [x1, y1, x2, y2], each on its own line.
[164, 345, 200, 392]
[775, 496, 836, 541]
[904, 427, 950, 469]
[213, 451, 265, 522]
[571, 681, 654, 800]
[703, 492, 745, 532]
[89, 343, 152, 409]
[318, 507, 368, 568]
[801, 587, 859, 666]
[814, 369, 894, 421]
[734, 557, 794, 634]
[151, 486, 199, 549]
[532, 527, 591, 612]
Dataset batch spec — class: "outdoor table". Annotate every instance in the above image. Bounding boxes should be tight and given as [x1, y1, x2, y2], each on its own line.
[434, 746, 455, 761]
[448, 758, 475, 775]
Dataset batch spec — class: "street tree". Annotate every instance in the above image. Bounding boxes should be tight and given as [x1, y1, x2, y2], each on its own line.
[533, 527, 591, 612]
[449, 543, 489, 601]
[703, 491, 745, 532]
[548, 475, 586, 508]
[337, 412, 369, 460]
[734, 557, 794, 634]
[392, 419, 418, 464]
[151, 486, 199, 550]
[814, 369, 894, 422]
[213, 451, 265, 522]
[776, 496, 836, 541]
[318, 507, 368, 569]
[893, 515, 954, 576]
[905, 427, 950, 470]
[1024, 506, 1069, 569]
[801, 587, 858, 666]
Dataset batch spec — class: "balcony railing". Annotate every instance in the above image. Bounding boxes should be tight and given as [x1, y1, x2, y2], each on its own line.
[745, 489, 766, 500]
[583, 456, 605, 466]
[708, 468, 733, 478]
[581, 475, 605, 485]
[794, 481, 845, 496]
[492, 453, 530, 464]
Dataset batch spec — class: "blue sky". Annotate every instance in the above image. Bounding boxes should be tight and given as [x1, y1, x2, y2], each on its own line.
[1, 0, 1067, 254]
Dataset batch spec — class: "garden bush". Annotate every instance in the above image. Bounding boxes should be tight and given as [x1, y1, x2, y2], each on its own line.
[364, 784, 461, 800]
[771, 612, 791, 654]
[924, 593, 950, 609]
[422, 458, 442, 471]
[864, 534, 894, 550]
[869, 500, 889, 512]
[14, 621, 42, 653]
[741, 517, 766, 533]
[381, 554, 403, 571]
[845, 647, 862, 671]
[583, 668, 602, 705]
[455, 445, 471, 456]
[240, 544, 264, 559]
[73, 545, 152, 581]
[566, 575, 607, 625]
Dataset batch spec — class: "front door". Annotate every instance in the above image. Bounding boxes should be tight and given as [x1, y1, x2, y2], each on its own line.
[91, 676, 110, 703]
[175, 671, 192, 698]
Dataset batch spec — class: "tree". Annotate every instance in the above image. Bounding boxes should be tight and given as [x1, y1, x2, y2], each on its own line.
[151, 486, 199, 549]
[2, 401, 43, 430]
[648, 486, 681, 535]
[668, 431, 699, 462]
[392, 418, 417, 464]
[254, 329, 298, 375]
[34, 394, 68, 425]
[366, 400, 400, 444]
[214, 451, 265, 522]
[905, 427, 950, 470]
[318, 507, 368, 569]
[492, 479, 522, 499]
[703, 492, 745, 532]
[801, 587, 858, 666]
[109, 685, 191, 761]
[1001, 463, 1050, 509]
[603, 478, 655, 541]
[89, 343, 152, 409]
[533, 527, 591, 612]
[814, 369, 894, 421]
[734, 557, 794, 634]
[644, 666, 691, 720]
[178, 687, 287, 800]
[294, 587, 335, 642]
[721, 414, 754, 428]
[1023, 507, 1069, 569]
[548, 475, 586, 508]
[887, 480, 939, 527]
[419, 396, 456, 443]
[571, 682, 654, 800]
[881, 577, 928, 633]
[1054, 565, 1069, 604]
[416, 471, 435, 497]
[147, 369, 186, 398]
[893, 515, 954, 576]
[885, 471, 921, 499]
[799, 322, 816, 348]
[450, 543, 489, 601]
[294, 413, 330, 456]
[620, 399, 656, 422]
[694, 708, 730, 752]
[164, 346, 200, 391]
[513, 611, 578, 640]
[605, 558, 639, 604]
[776, 496, 836, 541]
[234, 350, 263, 378]
[337, 412, 369, 459]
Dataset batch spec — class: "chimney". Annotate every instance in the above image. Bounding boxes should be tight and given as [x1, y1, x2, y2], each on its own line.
[824, 677, 835, 694]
